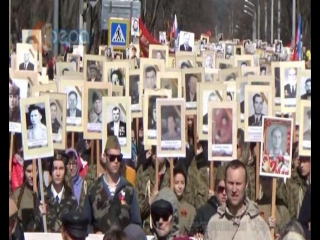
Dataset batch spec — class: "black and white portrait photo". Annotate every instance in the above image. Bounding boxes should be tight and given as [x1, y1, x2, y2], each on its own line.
[215, 44, 224, 58]
[87, 62, 102, 81]
[184, 73, 200, 109]
[159, 31, 166, 44]
[87, 89, 103, 133]
[239, 82, 248, 123]
[266, 124, 289, 156]
[18, 51, 35, 71]
[131, 17, 139, 36]
[224, 73, 236, 82]
[152, 50, 166, 60]
[302, 108, 311, 144]
[144, 65, 157, 89]
[178, 61, 193, 69]
[274, 67, 281, 106]
[56, 62, 75, 76]
[159, 78, 178, 98]
[225, 44, 234, 59]
[300, 77, 311, 100]
[275, 41, 282, 54]
[104, 46, 114, 60]
[283, 67, 298, 109]
[160, 106, 182, 146]
[129, 74, 140, 111]
[65, 87, 82, 126]
[25, 103, 48, 149]
[204, 53, 214, 68]
[67, 54, 80, 72]
[107, 105, 127, 141]
[108, 68, 126, 95]
[237, 60, 250, 68]
[179, 31, 195, 52]
[202, 91, 221, 133]
[248, 93, 267, 127]
[50, 100, 62, 143]
[147, 95, 167, 139]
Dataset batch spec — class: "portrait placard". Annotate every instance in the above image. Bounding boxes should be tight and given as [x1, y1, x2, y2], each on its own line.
[298, 100, 311, 156]
[83, 82, 112, 139]
[178, 31, 195, 52]
[22, 29, 42, 71]
[60, 80, 84, 132]
[260, 116, 293, 178]
[208, 101, 237, 161]
[159, 31, 167, 44]
[56, 62, 76, 76]
[156, 98, 186, 158]
[204, 68, 219, 82]
[128, 69, 142, 115]
[112, 85, 124, 96]
[215, 58, 233, 70]
[39, 92, 67, 150]
[215, 43, 225, 59]
[233, 55, 254, 68]
[236, 77, 249, 128]
[99, 45, 113, 60]
[202, 51, 216, 69]
[67, 54, 81, 72]
[11, 71, 38, 95]
[103, 61, 130, 97]
[143, 89, 172, 146]
[244, 85, 273, 142]
[128, 44, 140, 60]
[182, 67, 205, 114]
[83, 55, 105, 82]
[247, 76, 273, 86]
[196, 56, 205, 67]
[156, 71, 182, 98]
[224, 43, 235, 59]
[260, 62, 271, 76]
[200, 34, 209, 45]
[280, 61, 305, 113]
[149, 44, 169, 63]
[296, 69, 311, 117]
[234, 45, 244, 55]
[140, 58, 165, 90]
[175, 55, 196, 69]
[9, 78, 29, 132]
[241, 66, 260, 77]
[224, 81, 237, 102]
[31, 83, 58, 97]
[218, 67, 240, 82]
[131, 17, 139, 37]
[20, 95, 53, 160]
[102, 96, 132, 159]
[271, 62, 281, 111]
[197, 83, 227, 140]
[113, 51, 123, 60]
[16, 43, 38, 72]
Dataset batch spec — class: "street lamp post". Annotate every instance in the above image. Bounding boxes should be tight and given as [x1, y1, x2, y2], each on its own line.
[245, 0, 260, 40]
[244, 9, 256, 41]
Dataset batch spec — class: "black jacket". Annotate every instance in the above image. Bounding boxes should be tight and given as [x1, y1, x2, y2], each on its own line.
[12, 223, 25, 240]
[190, 196, 219, 235]
[298, 185, 311, 240]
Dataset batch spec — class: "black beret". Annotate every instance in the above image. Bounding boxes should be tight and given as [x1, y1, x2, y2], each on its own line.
[61, 210, 89, 238]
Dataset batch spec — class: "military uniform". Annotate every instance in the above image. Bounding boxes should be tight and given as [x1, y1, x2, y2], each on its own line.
[61, 210, 89, 239]
[27, 124, 47, 140]
[9, 83, 21, 123]
[51, 118, 61, 134]
[89, 91, 103, 123]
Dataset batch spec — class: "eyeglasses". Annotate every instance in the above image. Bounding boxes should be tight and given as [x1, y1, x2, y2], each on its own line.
[106, 154, 123, 162]
[217, 186, 226, 194]
[151, 212, 171, 222]
[67, 161, 77, 167]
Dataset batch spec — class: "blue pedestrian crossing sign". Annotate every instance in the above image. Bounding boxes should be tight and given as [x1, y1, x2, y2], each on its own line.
[108, 18, 130, 49]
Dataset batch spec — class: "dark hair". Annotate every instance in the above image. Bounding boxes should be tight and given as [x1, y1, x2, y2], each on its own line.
[227, 92, 232, 100]
[112, 106, 120, 113]
[28, 104, 43, 116]
[180, 62, 190, 68]
[50, 102, 57, 108]
[111, 69, 123, 80]
[252, 93, 264, 104]
[244, 71, 255, 77]
[62, 68, 69, 75]
[25, 35, 39, 44]
[49, 152, 67, 176]
[305, 78, 311, 85]
[225, 159, 248, 183]
[260, 66, 266, 72]
[145, 66, 156, 75]
[225, 73, 235, 81]
[103, 226, 128, 240]
[240, 62, 247, 66]
[186, 74, 198, 83]
[68, 91, 78, 99]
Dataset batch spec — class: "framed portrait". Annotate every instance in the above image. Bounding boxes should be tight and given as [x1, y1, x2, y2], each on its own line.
[244, 86, 273, 142]
[296, 69, 311, 116]
[129, 44, 140, 60]
[143, 88, 172, 146]
[66, 54, 81, 72]
[241, 66, 260, 77]
[103, 61, 130, 97]
[218, 67, 240, 82]
[224, 43, 234, 59]
[298, 100, 311, 156]
[39, 92, 67, 150]
[216, 58, 233, 70]
[167, 56, 176, 68]
[11, 71, 38, 96]
[131, 17, 139, 36]
[271, 62, 281, 110]
[140, 58, 165, 90]
[233, 55, 254, 68]
[59, 80, 84, 132]
[202, 51, 215, 69]
[31, 82, 58, 97]
[234, 45, 244, 55]
[236, 77, 249, 127]
[112, 85, 124, 96]
[22, 29, 42, 71]
[260, 116, 293, 178]
[224, 81, 237, 102]
[83, 82, 112, 139]
[20, 95, 53, 160]
[215, 43, 225, 59]
[9, 78, 29, 132]
[182, 67, 205, 114]
[149, 44, 169, 63]
[247, 75, 273, 86]
[243, 39, 251, 50]
[175, 55, 196, 69]
[56, 62, 76, 76]
[98, 45, 107, 55]
[159, 31, 167, 44]
[197, 83, 227, 140]
[200, 34, 209, 44]
[113, 51, 123, 60]
[83, 55, 105, 82]
[129, 69, 142, 115]
[102, 96, 132, 158]
[208, 101, 237, 161]
[157, 71, 182, 98]
[280, 61, 305, 113]
[196, 56, 205, 67]
[274, 40, 283, 54]
[204, 68, 219, 82]
[16, 43, 38, 72]
[156, 98, 186, 157]
[178, 31, 195, 52]
[101, 45, 114, 60]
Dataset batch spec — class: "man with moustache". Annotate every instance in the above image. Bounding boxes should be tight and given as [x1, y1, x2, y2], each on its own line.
[205, 160, 272, 240]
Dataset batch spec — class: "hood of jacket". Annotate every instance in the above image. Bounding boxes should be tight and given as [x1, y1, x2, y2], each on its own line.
[152, 187, 179, 240]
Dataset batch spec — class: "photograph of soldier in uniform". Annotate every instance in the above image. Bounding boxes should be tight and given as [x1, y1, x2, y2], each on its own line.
[86, 62, 102, 82]
[25, 103, 48, 149]
[107, 106, 127, 138]
[87, 90, 103, 133]
[129, 74, 140, 110]
[66, 88, 82, 126]
[50, 101, 62, 143]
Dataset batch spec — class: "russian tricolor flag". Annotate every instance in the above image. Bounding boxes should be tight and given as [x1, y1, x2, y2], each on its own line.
[172, 14, 178, 38]
[292, 14, 302, 61]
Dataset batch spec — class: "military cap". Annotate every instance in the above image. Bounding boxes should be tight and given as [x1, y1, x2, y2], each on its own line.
[9, 83, 20, 96]
[92, 91, 102, 103]
[61, 210, 89, 238]
[9, 198, 18, 218]
[89, 64, 97, 70]
[104, 135, 121, 152]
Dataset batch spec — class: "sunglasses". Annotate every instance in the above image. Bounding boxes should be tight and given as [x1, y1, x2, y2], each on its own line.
[106, 154, 123, 162]
[217, 186, 226, 194]
[151, 212, 171, 222]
